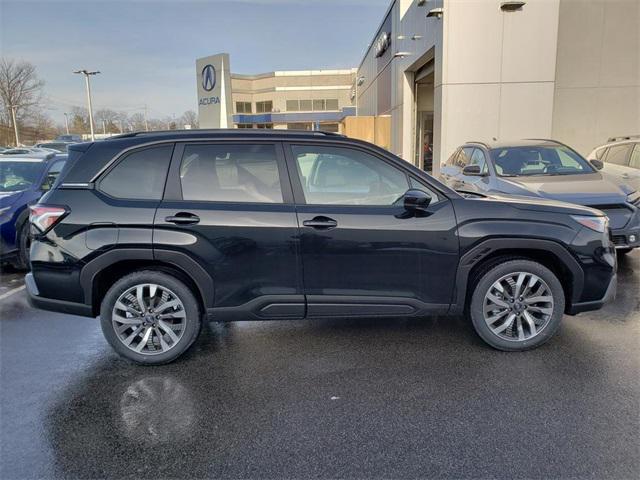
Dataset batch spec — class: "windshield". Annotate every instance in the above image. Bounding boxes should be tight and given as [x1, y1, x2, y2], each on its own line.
[490, 146, 595, 176]
[0, 160, 45, 192]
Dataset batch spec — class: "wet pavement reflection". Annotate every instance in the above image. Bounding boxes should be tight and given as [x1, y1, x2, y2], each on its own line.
[1, 252, 639, 479]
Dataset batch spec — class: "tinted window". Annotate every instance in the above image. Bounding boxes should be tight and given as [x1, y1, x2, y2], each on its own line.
[99, 145, 172, 200]
[605, 144, 632, 166]
[180, 144, 283, 203]
[629, 144, 640, 170]
[292, 145, 409, 205]
[41, 159, 66, 191]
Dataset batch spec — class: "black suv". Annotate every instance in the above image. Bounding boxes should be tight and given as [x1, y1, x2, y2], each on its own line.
[26, 130, 617, 364]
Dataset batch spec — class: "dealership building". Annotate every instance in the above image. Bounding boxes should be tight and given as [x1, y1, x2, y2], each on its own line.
[196, 56, 356, 132]
[355, 0, 639, 174]
[231, 69, 357, 132]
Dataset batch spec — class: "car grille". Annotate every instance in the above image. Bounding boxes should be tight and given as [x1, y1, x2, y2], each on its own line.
[593, 204, 633, 230]
[611, 234, 627, 247]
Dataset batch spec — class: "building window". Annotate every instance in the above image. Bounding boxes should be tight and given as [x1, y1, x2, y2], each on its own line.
[325, 99, 339, 111]
[313, 99, 325, 111]
[286, 100, 299, 111]
[300, 99, 312, 111]
[256, 101, 273, 113]
[235, 102, 252, 114]
[319, 123, 339, 133]
[256, 123, 273, 129]
[236, 124, 253, 129]
[287, 122, 312, 131]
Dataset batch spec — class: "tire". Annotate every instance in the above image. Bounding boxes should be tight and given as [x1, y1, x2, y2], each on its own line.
[468, 259, 565, 351]
[100, 270, 202, 365]
[11, 221, 31, 271]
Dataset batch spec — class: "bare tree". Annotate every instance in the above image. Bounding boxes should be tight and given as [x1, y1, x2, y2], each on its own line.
[129, 112, 147, 132]
[0, 58, 45, 126]
[180, 110, 198, 129]
[94, 108, 120, 134]
[70, 106, 89, 134]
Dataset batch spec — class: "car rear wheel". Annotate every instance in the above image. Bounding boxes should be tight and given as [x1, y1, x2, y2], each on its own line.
[469, 259, 565, 351]
[11, 221, 31, 271]
[100, 271, 202, 365]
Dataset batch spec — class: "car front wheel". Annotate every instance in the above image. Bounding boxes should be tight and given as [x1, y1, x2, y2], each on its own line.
[469, 259, 565, 351]
[100, 271, 202, 365]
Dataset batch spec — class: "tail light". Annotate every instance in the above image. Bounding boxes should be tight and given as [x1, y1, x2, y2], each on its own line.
[29, 205, 68, 233]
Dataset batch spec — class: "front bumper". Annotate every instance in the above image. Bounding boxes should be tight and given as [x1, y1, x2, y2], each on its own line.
[25, 273, 94, 317]
[567, 272, 617, 315]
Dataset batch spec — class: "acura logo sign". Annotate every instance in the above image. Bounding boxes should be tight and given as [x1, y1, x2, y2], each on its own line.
[374, 31, 391, 58]
[202, 64, 216, 92]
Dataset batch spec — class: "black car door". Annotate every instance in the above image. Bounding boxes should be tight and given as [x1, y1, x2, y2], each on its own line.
[154, 141, 304, 320]
[284, 142, 459, 317]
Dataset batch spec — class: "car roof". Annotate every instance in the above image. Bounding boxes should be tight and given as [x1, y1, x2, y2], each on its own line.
[592, 137, 639, 150]
[464, 139, 562, 149]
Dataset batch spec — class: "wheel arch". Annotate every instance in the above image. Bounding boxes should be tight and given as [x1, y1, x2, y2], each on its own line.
[451, 238, 583, 315]
[80, 249, 214, 316]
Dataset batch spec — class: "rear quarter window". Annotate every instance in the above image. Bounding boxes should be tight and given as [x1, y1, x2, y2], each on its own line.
[98, 145, 173, 200]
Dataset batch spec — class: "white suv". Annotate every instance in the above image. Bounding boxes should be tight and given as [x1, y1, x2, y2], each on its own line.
[587, 136, 640, 189]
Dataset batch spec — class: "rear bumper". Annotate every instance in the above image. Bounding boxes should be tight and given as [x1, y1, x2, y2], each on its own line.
[567, 272, 617, 315]
[25, 273, 94, 317]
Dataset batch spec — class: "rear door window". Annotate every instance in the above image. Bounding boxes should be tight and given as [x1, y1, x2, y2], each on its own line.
[179, 144, 283, 203]
[604, 144, 632, 166]
[99, 145, 173, 200]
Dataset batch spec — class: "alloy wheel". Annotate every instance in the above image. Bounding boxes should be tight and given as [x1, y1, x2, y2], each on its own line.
[112, 283, 186, 355]
[483, 272, 554, 342]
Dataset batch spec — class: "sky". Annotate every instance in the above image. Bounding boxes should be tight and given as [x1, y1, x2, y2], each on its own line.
[1, 0, 390, 124]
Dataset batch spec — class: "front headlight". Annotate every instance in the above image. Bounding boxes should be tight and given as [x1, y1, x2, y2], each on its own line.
[572, 215, 609, 233]
[626, 191, 640, 205]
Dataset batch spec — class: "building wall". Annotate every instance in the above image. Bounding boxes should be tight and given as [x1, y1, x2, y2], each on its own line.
[552, 0, 640, 154]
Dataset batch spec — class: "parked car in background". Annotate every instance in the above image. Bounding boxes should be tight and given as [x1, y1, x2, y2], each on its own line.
[55, 134, 83, 142]
[26, 130, 616, 364]
[586, 136, 640, 190]
[35, 142, 71, 153]
[439, 139, 640, 253]
[0, 152, 66, 269]
[1, 147, 59, 155]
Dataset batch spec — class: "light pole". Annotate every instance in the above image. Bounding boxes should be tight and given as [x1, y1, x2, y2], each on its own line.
[73, 69, 100, 141]
[9, 105, 23, 146]
[63, 113, 70, 134]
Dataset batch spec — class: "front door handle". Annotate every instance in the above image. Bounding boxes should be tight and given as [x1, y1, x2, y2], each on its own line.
[165, 212, 200, 225]
[302, 216, 338, 230]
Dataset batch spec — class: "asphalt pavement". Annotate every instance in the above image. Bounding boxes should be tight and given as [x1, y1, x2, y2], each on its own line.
[1, 254, 639, 479]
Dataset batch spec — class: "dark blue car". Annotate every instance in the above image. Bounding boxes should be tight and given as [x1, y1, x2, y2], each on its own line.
[0, 153, 66, 269]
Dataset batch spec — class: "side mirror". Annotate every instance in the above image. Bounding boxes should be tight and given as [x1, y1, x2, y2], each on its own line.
[590, 159, 604, 170]
[403, 189, 431, 213]
[462, 164, 484, 176]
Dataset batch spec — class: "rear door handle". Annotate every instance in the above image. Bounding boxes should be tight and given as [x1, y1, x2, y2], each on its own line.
[165, 212, 200, 225]
[302, 216, 338, 229]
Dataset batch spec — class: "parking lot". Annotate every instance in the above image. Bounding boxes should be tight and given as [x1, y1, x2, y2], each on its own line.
[0, 253, 638, 479]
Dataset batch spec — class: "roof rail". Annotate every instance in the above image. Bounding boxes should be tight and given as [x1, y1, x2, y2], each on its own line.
[467, 140, 491, 148]
[607, 135, 640, 143]
[108, 129, 345, 140]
